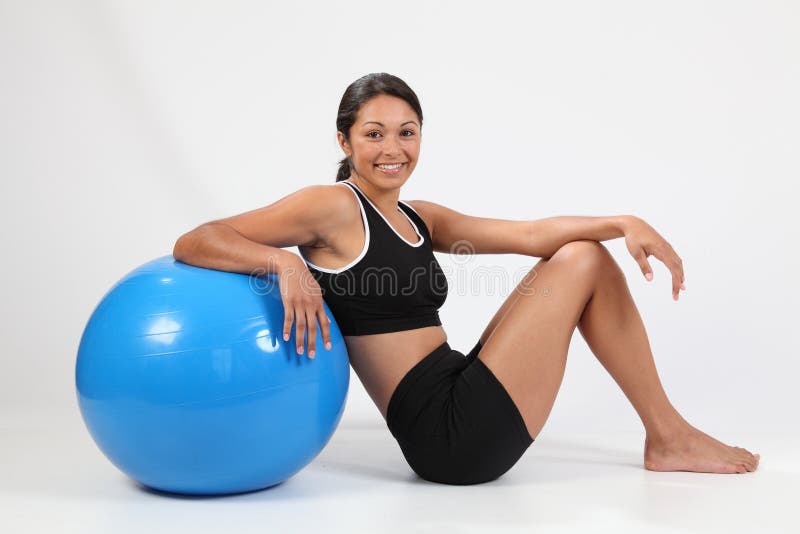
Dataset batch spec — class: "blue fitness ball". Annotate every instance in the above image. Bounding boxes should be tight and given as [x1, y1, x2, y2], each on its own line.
[75, 255, 349, 495]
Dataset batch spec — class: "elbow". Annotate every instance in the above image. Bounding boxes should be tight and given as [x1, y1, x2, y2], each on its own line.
[173, 226, 207, 262]
[172, 234, 190, 262]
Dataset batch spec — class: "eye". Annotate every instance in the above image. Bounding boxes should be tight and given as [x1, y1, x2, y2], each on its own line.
[366, 130, 416, 138]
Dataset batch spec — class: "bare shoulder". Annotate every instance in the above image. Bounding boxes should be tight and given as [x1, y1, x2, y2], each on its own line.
[303, 182, 362, 249]
[299, 183, 360, 248]
[402, 198, 535, 256]
[401, 199, 436, 234]
[315, 182, 358, 212]
[204, 183, 357, 249]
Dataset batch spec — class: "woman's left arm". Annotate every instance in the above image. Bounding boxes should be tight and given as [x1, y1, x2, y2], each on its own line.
[406, 201, 686, 300]
[405, 200, 630, 258]
[527, 215, 628, 258]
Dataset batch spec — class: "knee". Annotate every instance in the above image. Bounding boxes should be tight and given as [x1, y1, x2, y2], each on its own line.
[550, 240, 621, 279]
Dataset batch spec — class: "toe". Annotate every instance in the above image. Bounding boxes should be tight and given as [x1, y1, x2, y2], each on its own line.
[737, 463, 748, 474]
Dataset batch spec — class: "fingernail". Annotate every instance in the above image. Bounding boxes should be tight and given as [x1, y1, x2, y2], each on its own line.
[645, 273, 653, 281]
[325, 342, 332, 350]
[681, 283, 686, 290]
[284, 333, 289, 341]
[309, 350, 315, 358]
[298, 346, 303, 354]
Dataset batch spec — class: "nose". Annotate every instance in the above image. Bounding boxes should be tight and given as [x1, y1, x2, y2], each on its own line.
[382, 134, 403, 156]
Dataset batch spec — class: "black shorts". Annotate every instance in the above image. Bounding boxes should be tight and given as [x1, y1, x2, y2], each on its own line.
[386, 339, 534, 485]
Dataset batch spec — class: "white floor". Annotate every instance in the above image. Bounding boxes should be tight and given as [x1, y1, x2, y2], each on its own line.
[1, 413, 797, 534]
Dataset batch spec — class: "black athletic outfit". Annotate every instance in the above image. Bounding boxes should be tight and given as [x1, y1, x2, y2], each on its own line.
[304, 180, 533, 485]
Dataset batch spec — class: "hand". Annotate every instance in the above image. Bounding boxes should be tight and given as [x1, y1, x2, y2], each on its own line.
[276, 254, 333, 358]
[622, 216, 686, 301]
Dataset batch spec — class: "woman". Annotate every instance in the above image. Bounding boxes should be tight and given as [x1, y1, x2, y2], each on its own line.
[173, 73, 759, 485]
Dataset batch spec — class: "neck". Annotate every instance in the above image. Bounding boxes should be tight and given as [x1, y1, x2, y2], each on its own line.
[344, 177, 401, 213]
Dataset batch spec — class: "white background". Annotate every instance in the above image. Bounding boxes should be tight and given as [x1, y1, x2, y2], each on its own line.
[2, 0, 798, 441]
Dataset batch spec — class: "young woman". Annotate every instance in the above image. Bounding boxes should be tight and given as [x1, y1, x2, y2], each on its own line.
[173, 73, 760, 485]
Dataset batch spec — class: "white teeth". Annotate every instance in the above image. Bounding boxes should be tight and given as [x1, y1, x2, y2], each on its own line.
[377, 163, 403, 169]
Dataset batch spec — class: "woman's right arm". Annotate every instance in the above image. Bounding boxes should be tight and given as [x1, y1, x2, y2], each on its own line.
[172, 184, 354, 358]
[173, 222, 296, 277]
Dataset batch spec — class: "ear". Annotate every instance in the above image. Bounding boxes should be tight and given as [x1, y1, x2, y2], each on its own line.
[336, 131, 351, 157]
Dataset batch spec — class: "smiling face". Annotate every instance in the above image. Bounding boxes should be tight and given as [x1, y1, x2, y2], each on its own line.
[337, 94, 421, 189]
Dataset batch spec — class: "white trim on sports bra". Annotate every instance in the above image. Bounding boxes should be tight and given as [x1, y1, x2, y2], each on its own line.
[303, 182, 371, 274]
[398, 199, 421, 219]
[398, 200, 435, 241]
[343, 181, 424, 247]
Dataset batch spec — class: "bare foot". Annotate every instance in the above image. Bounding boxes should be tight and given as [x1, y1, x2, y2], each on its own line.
[644, 424, 760, 473]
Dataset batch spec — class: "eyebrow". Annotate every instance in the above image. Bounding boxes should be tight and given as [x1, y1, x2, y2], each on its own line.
[362, 121, 419, 127]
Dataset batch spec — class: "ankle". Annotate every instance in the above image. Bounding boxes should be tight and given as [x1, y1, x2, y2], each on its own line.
[644, 412, 691, 445]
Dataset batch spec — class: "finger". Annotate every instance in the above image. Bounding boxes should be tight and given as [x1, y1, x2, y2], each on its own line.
[671, 254, 685, 300]
[283, 304, 294, 342]
[634, 248, 654, 281]
[295, 313, 306, 355]
[305, 308, 318, 359]
[672, 269, 681, 301]
[665, 258, 680, 300]
[318, 308, 333, 350]
[664, 244, 685, 285]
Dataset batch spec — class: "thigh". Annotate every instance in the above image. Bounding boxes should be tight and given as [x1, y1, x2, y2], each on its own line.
[476, 241, 609, 441]
[477, 257, 550, 346]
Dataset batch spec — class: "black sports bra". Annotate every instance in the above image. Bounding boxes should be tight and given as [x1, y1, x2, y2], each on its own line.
[302, 181, 448, 336]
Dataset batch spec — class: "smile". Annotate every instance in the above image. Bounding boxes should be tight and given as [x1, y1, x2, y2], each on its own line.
[375, 163, 406, 174]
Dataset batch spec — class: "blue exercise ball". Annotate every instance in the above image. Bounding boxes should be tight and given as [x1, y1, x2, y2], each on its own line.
[75, 255, 349, 495]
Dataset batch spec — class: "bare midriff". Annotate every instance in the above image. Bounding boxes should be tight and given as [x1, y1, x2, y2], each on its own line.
[338, 326, 447, 421]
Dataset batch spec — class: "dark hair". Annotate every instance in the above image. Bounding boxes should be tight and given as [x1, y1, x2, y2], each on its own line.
[335, 73, 423, 182]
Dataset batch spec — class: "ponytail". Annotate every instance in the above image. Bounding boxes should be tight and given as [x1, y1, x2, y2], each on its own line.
[335, 157, 351, 182]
